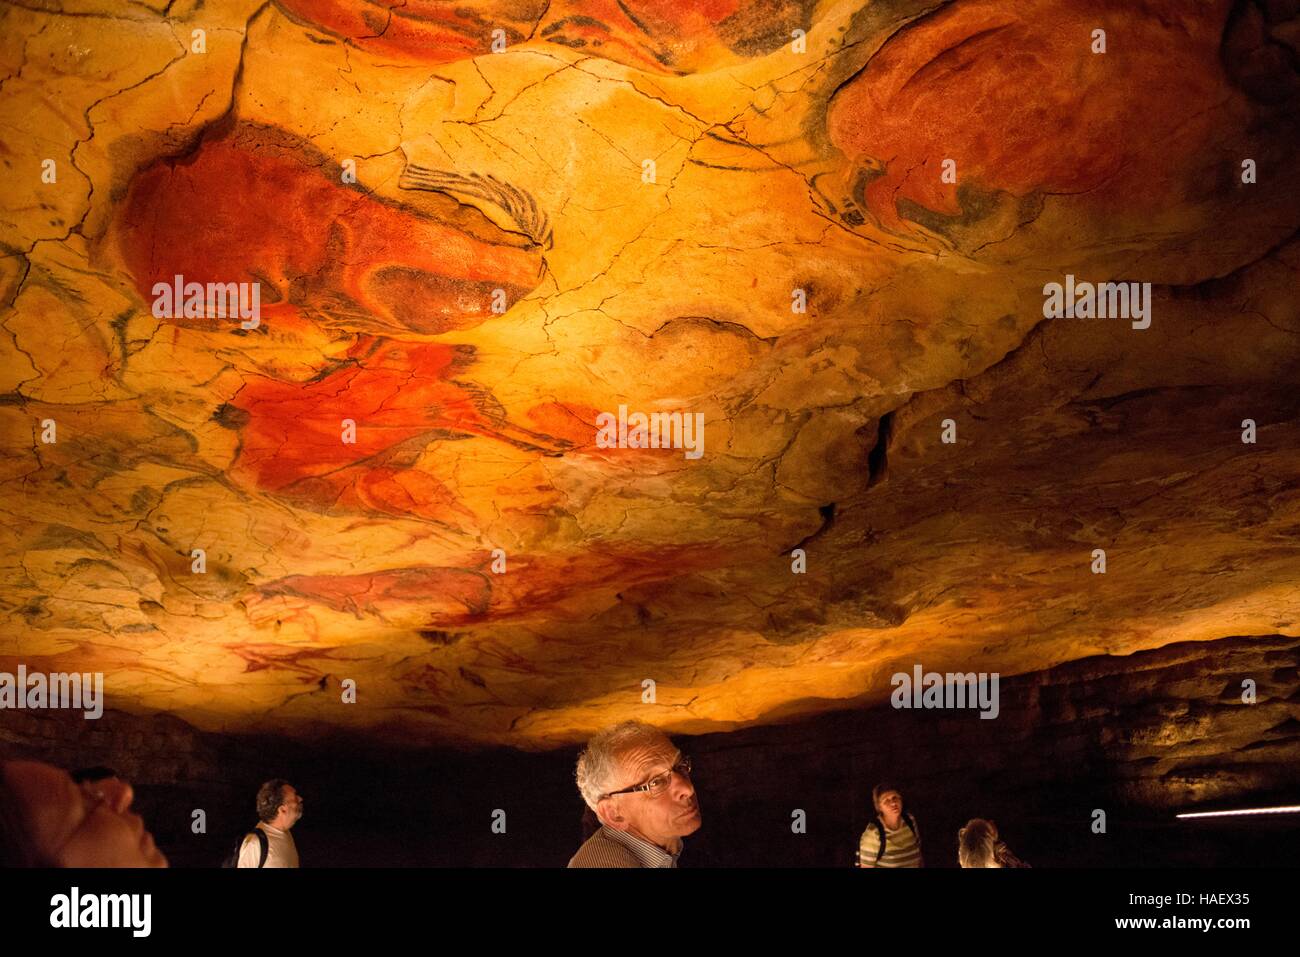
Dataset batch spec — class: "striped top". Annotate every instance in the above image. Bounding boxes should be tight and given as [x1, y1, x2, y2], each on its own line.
[568, 825, 680, 868]
[857, 816, 923, 868]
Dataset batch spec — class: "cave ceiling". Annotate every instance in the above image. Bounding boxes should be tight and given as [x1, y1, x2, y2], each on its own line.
[2, 0, 1299, 748]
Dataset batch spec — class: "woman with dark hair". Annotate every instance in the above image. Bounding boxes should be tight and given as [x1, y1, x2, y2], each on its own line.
[0, 759, 168, 868]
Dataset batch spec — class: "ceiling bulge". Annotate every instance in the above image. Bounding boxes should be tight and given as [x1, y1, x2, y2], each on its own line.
[1, 0, 1297, 746]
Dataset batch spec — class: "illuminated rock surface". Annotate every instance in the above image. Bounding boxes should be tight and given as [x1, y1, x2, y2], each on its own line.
[2, 0, 1298, 748]
[5, 634, 1298, 865]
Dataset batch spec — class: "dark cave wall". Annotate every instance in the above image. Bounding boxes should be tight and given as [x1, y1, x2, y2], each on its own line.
[683, 634, 1300, 868]
[2, 634, 1297, 867]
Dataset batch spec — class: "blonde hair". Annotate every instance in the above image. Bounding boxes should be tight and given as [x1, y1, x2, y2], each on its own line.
[958, 818, 1000, 868]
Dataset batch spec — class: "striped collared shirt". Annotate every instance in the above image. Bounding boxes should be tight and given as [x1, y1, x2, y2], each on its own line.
[568, 825, 680, 868]
[857, 816, 923, 868]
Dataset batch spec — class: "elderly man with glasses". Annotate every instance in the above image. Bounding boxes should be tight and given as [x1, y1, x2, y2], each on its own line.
[569, 720, 702, 868]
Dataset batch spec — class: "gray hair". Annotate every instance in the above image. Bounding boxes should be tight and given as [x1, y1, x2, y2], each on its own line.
[575, 720, 668, 810]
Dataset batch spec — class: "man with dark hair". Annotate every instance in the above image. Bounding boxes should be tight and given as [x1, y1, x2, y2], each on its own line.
[236, 779, 303, 868]
[856, 782, 923, 867]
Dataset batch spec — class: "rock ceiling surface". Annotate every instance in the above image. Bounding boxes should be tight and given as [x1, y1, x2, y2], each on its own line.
[1, 0, 1298, 748]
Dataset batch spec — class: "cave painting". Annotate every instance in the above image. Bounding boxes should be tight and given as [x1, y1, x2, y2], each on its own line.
[114, 121, 567, 527]
[824, 0, 1249, 238]
[6, 0, 1298, 749]
[274, 0, 817, 73]
[115, 122, 545, 339]
[247, 544, 730, 629]
[223, 336, 567, 524]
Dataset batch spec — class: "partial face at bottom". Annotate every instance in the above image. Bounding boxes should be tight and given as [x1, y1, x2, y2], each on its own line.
[3, 760, 168, 868]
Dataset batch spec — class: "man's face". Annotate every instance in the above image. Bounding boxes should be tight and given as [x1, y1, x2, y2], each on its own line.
[876, 790, 903, 819]
[3, 761, 168, 868]
[598, 735, 701, 849]
[279, 785, 304, 827]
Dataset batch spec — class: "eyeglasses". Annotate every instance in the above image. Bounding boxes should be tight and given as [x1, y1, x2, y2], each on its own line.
[73, 775, 118, 818]
[48, 776, 119, 865]
[602, 755, 692, 800]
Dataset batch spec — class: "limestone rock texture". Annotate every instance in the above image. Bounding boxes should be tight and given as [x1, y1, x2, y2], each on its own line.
[4, 634, 1297, 865]
[2, 0, 1298, 749]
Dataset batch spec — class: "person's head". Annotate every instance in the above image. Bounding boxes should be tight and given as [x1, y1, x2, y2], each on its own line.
[872, 783, 904, 823]
[575, 720, 700, 851]
[958, 818, 1000, 868]
[256, 779, 303, 829]
[0, 760, 167, 867]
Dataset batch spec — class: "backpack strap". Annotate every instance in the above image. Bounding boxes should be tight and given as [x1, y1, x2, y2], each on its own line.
[245, 828, 270, 868]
